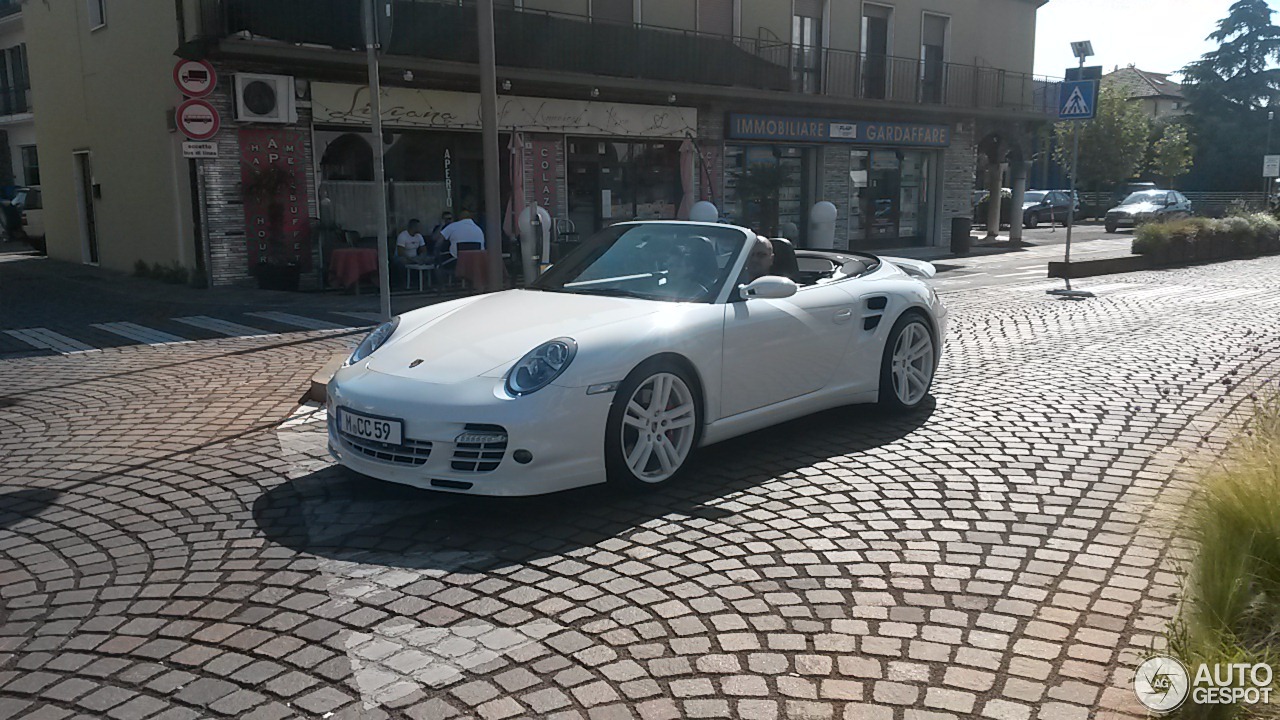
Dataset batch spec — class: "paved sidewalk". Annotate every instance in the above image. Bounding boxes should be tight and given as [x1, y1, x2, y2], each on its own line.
[2, 256, 1278, 718]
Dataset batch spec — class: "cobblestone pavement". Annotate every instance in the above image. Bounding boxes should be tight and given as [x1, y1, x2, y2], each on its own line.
[2, 257, 1280, 720]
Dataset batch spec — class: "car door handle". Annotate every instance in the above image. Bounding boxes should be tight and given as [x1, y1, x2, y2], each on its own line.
[833, 308, 853, 323]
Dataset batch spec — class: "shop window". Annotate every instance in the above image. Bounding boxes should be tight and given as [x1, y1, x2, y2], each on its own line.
[722, 145, 810, 239]
[20, 145, 37, 186]
[848, 148, 930, 248]
[566, 139, 682, 236]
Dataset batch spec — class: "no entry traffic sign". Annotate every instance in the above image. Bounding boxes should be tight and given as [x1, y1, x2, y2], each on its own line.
[173, 59, 216, 98]
[176, 98, 221, 141]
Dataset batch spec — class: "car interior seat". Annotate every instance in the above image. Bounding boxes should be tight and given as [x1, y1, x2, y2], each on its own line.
[769, 237, 801, 282]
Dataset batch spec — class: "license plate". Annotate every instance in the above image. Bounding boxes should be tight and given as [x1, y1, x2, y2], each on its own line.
[338, 408, 403, 445]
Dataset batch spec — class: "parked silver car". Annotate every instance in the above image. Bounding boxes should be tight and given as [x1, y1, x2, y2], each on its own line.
[1104, 190, 1192, 233]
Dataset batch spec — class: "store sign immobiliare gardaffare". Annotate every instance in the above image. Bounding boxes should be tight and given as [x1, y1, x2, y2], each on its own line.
[727, 114, 951, 148]
[312, 83, 697, 138]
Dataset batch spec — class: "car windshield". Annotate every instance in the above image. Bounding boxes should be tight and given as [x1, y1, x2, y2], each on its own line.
[1024, 192, 1047, 203]
[1122, 191, 1166, 205]
[531, 223, 749, 303]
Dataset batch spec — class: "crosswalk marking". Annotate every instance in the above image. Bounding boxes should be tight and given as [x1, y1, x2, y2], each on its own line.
[246, 312, 348, 331]
[331, 311, 383, 323]
[91, 322, 190, 346]
[174, 316, 275, 337]
[4, 328, 97, 354]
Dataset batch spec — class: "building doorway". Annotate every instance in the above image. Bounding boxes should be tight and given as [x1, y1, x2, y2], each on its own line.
[73, 151, 98, 264]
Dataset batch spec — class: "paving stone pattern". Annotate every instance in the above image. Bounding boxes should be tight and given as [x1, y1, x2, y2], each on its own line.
[2, 257, 1280, 719]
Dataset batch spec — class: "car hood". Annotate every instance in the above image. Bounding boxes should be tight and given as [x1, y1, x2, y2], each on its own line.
[366, 289, 667, 384]
[1112, 202, 1160, 214]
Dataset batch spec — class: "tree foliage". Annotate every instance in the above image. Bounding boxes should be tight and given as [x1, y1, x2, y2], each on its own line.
[1181, 0, 1280, 190]
[1052, 85, 1149, 190]
[1150, 123, 1195, 187]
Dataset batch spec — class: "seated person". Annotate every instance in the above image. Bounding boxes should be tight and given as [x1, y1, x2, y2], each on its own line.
[429, 210, 454, 237]
[738, 235, 775, 286]
[440, 210, 486, 257]
[393, 219, 429, 288]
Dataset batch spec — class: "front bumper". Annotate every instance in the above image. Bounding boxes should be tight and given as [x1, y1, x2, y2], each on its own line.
[327, 367, 613, 496]
[1106, 212, 1154, 228]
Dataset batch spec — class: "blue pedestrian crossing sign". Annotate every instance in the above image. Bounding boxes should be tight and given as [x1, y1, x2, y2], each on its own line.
[1059, 79, 1097, 120]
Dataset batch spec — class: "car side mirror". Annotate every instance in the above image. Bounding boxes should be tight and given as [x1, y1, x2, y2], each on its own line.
[739, 276, 799, 300]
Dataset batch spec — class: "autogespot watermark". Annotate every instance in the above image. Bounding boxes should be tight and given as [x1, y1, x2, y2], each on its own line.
[1134, 655, 1274, 713]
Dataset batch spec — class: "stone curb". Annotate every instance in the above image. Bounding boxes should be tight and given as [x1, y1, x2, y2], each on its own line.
[308, 352, 348, 403]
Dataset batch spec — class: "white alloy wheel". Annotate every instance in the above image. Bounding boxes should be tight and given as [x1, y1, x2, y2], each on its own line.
[619, 372, 697, 483]
[890, 321, 935, 406]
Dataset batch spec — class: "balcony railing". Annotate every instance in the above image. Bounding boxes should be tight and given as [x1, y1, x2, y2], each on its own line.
[0, 86, 29, 115]
[199, 0, 1059, 115]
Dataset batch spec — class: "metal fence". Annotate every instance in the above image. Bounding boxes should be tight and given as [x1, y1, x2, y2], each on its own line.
[201, 0, 1058, 116]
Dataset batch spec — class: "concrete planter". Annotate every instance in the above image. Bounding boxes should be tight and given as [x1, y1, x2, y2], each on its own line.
[1052, 244, 1280, 280]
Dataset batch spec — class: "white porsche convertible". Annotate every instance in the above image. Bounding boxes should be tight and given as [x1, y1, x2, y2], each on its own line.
[328, 221, 946, 496]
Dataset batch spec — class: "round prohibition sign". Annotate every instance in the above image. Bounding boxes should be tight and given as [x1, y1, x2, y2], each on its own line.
[173, 58, 217, 98]
[176, 98, 221, 141]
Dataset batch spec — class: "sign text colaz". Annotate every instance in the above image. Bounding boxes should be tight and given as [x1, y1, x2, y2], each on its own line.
[728, 114, 950, 148]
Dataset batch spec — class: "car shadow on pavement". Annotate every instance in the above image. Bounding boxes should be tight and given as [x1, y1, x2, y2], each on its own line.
[253, 400, 934, 573]
[0, 487, 62, 531]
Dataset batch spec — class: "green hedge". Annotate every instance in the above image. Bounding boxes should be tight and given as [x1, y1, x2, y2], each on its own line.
[1132, 214, 1280, 263]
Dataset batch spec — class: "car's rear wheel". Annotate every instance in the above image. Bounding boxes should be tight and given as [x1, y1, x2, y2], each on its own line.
[1025, 212, 1039, 229]
[879, 312, 936, 411]
[605, 360, 701, 488]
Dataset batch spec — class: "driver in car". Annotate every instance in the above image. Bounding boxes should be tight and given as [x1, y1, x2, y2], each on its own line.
[739, 235, 775, 286]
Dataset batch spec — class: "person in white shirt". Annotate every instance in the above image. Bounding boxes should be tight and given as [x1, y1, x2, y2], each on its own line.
[392, 219, 427, 289]
[439, 210, 485, 258]
[395, 219, 427, 260]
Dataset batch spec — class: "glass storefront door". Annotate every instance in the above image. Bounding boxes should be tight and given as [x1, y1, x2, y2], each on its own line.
[723, 144, 813, 241]
[847, 148, 933, 249]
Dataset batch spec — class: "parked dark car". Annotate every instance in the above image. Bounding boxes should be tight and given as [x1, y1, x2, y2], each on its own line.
[1021, 190, 1078, 228]
[1110, 181, 1157, 210]
[1104, 190, 1192, 233]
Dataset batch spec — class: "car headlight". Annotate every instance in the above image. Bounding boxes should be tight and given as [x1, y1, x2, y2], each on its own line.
[506, 338, 577, 396]
[347, 317, 400, 365]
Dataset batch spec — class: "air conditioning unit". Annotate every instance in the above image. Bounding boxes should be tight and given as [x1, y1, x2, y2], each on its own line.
[233, 74, 297, 124]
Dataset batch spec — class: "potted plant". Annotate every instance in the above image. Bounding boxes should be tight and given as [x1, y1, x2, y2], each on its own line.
[242, 162, 301, 291]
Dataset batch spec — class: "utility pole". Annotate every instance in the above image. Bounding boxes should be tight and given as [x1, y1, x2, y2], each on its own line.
[478, 0, 504, 291]
[364, 0, 392, 320]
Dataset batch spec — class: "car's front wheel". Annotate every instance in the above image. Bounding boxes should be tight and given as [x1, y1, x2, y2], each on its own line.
[1105, 220, 1119, 233]
[879, 312, 936, 411]
[605, 359, 701, 488]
